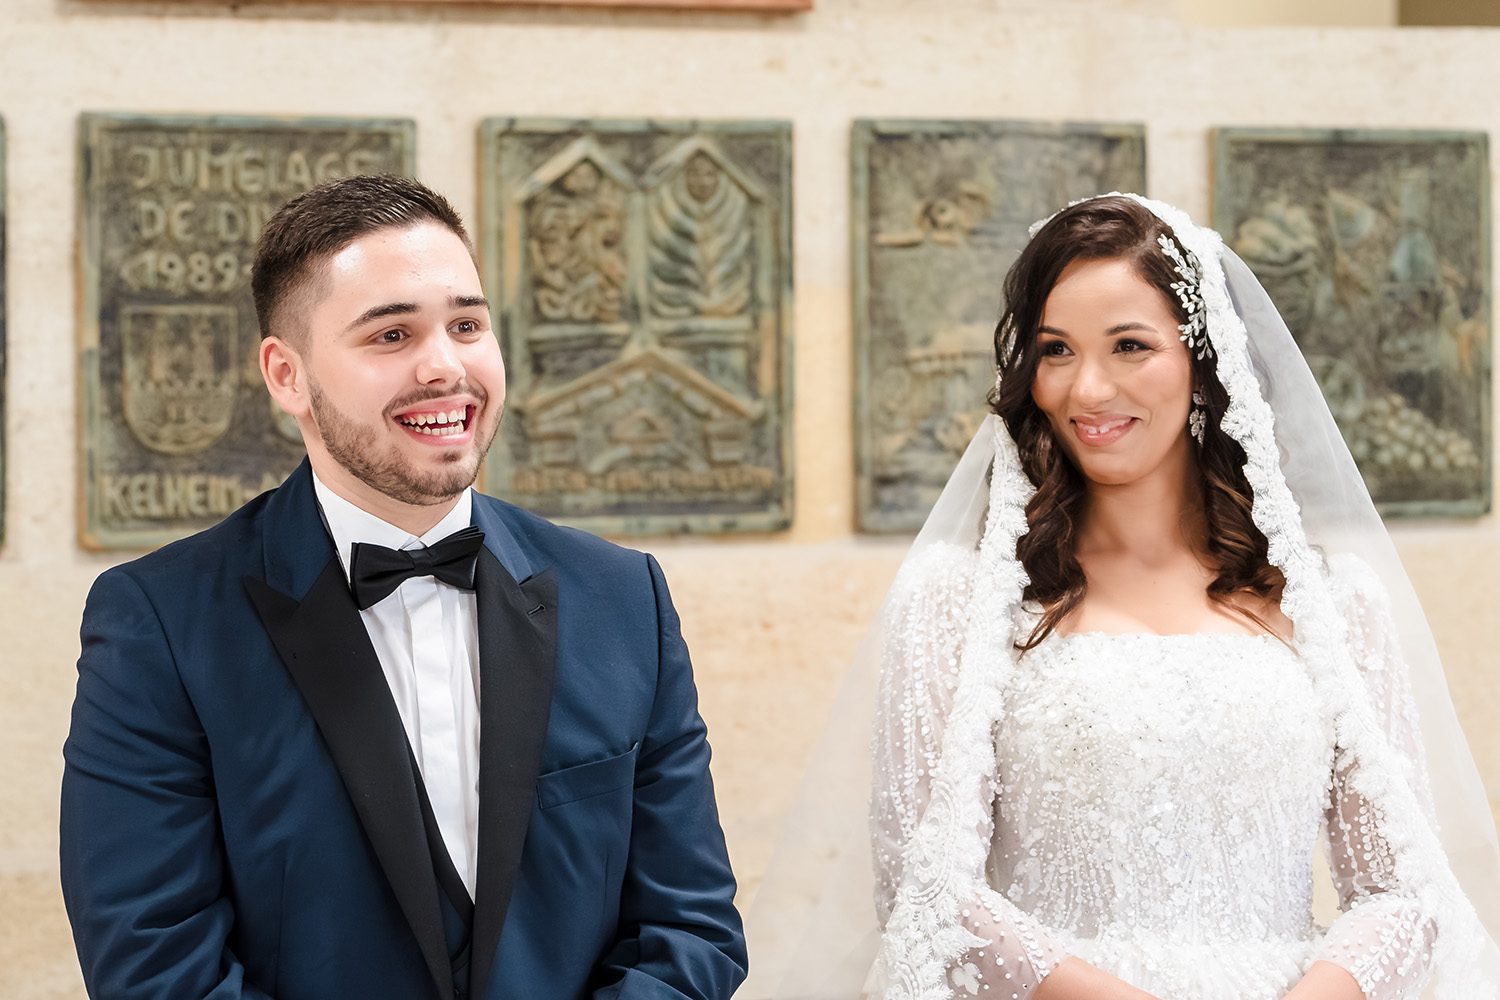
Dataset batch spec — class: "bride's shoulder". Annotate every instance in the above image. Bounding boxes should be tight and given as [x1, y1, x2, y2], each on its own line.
[888, 541, 982, 605]
[1321, 552, 1395, 616]
[1315, 553, 1404, 661]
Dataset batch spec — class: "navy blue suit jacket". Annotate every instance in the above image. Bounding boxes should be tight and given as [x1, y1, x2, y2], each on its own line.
[60, 461, 747, 1000]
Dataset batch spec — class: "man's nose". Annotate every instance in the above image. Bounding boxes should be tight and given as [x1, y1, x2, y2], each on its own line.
[415, 330, 464, 384]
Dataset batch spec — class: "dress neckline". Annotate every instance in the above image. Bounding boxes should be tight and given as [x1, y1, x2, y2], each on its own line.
[1053, 630, 1284, 643]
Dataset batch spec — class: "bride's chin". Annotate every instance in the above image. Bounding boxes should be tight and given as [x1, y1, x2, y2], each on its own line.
[1076, 462, 1144, 489]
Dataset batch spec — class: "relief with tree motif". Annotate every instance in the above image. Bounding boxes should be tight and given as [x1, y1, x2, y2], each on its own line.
[481, 119, 792, 535]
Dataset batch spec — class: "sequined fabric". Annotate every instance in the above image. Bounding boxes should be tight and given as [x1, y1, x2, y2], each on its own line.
[985, 632, 1435, 999]
[871, 547, 1441, 1000]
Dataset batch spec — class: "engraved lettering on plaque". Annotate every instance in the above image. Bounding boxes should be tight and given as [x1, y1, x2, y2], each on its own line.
[79, 113, 415, 549]
[852, 120, 1146, 532]
[482, 120, 791, 534]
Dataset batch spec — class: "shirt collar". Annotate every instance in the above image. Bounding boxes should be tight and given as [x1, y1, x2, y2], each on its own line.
[312, 471, 474, 583]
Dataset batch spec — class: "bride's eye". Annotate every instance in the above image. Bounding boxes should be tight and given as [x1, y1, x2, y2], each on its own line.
[1039, 340, 1069, 357]
[1115, 338, 1149, 353]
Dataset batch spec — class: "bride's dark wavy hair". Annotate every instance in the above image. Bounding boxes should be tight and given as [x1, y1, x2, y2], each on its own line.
[989, 196, 1285, 650]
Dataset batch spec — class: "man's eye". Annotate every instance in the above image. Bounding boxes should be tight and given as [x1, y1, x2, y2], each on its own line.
[454, 319, 479, 334]
[377, 329, 404, 344]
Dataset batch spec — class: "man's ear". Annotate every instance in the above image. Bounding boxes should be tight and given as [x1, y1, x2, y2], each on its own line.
[261, 336, 310, 420]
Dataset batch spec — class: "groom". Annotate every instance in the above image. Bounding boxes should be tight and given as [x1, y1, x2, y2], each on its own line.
[60, 174, 747, 1000]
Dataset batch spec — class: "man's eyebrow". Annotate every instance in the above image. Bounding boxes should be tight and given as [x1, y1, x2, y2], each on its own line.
[344, 295, 490, 333]
[346, 301, 418, 332]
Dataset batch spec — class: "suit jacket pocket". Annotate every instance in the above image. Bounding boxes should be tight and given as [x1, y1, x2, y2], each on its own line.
[536, 742, 640, 809]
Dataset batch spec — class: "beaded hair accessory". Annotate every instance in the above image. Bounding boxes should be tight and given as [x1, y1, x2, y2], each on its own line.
[1158, 234, 1212, 359]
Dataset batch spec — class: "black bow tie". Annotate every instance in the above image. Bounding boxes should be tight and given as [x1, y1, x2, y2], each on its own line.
[348, 526, 485, 610]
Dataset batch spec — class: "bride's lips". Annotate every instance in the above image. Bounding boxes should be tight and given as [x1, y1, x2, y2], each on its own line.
[1071, 414, 1137, 447]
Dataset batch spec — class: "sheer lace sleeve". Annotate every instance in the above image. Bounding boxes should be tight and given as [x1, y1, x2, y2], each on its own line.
[943, 775, 1070, 998]
[871, 545, 1068, 998]
[1314, 556, 1440, 999]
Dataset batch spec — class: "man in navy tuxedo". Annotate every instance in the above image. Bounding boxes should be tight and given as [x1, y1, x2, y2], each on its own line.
[60, 174, 747, 1000]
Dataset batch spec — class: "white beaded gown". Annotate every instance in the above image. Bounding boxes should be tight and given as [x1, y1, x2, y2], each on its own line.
[872, 550, 1438, 1000]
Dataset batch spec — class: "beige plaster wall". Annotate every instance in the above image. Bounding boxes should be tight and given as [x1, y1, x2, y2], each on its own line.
[3, 0, 1499, 995]
[1180, 0, 1397, 26]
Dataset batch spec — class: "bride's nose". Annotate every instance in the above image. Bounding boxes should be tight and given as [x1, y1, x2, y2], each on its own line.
[1070, 355, 1118, 407]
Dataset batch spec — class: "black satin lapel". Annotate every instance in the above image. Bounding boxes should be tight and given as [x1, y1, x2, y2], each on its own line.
[468, 550, 558, 999]
[245, 564, 450, 1000]
[257, 459, 337, 600]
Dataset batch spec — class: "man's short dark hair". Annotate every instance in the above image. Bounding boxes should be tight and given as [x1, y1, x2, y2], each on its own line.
[251, 173, 472, 343]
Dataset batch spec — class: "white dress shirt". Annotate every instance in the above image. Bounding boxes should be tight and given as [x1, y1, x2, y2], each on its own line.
[313, 474, 481, 898]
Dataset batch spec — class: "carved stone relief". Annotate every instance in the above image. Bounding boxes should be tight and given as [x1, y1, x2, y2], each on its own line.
[480, 120, 792, 534]
[1213, 128, 1491, 517]
[852, 120, 1147, 532]
[78, 113, 415, 549]
[529, 160, 627, 324]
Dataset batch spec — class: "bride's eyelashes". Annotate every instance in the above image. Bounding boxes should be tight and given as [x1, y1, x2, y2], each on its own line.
[1036, 336, 1161, 360]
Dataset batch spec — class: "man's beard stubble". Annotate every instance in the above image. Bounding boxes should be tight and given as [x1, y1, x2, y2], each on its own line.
[307, 378, 501, 506]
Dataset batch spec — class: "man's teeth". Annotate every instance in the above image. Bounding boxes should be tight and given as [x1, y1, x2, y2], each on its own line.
[398, 408, 468, 434]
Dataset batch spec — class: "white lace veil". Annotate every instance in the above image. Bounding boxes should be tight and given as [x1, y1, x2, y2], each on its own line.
[741, 194, 1500, 998]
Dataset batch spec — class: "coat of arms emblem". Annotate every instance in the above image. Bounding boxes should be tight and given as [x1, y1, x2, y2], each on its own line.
[120, 304, 239, 455]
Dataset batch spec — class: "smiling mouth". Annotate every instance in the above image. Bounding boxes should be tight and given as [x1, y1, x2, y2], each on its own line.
[1072, 417, 1135, 444]
[395, 405, 473, 438]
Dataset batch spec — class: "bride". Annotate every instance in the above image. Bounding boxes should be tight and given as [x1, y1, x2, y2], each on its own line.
[744, 194, 1500, 1000]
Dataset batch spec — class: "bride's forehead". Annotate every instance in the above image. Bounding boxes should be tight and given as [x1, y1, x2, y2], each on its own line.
[1041, 259, 1175, 323]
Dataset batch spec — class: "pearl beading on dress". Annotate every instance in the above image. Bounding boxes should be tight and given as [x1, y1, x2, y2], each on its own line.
[873, 553, 1441, 1000]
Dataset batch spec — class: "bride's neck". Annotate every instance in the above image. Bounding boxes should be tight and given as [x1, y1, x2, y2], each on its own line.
[1076, 457, 1206, 563]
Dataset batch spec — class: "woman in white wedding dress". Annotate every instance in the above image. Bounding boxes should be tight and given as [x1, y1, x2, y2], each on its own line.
[871, 193, 1466, 1000]
[742, 194, 1500, 1000]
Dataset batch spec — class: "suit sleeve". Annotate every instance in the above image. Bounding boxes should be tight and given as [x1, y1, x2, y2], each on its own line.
[60, 568, 274, 1000]
[590, 554, 748, 1000]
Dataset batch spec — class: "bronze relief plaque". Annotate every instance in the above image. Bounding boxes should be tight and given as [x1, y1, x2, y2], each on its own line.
[78, 113, 415, 549]
[480, 119, 793, 535]
[853, 119, 1146, 532]
[1213, 128, 1491, 517]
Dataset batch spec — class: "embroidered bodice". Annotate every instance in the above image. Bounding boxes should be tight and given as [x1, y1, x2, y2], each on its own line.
[984, 631, 1430, 998]
[871, 548, 1441, 1000]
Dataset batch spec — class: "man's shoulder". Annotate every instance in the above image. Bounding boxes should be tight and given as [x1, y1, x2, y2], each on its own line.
[97, 488, 276, 595]
[474, 492, 651, 579]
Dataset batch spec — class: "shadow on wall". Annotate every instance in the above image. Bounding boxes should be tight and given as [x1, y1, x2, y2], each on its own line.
[58, 0, 811, 30]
